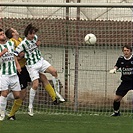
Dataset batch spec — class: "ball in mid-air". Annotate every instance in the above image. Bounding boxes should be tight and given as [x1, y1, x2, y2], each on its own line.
[84, 33, 97, 45]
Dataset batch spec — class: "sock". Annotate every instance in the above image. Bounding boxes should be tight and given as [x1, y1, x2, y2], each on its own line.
[45, 83, 56, 101]
[7, 92, 14, 101]
[0, 96, 7, 115]
[52, 77, 60, 92]
[113, 101, 120, 111]
[29, 88, 36, 109]
[9, 99, 23, 117]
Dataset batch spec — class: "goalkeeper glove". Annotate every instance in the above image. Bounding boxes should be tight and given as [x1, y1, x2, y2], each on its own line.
[109, 68, 116, 74]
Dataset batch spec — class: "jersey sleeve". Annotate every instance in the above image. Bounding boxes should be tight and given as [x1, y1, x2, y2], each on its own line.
[34, 35, 38, 41]
[14, 42, 24, 56]
[115, 56, 123, 69]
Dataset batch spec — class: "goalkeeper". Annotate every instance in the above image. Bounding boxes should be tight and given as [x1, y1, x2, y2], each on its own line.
[5, 28, 61, 120]
[109, 44, 133, 116]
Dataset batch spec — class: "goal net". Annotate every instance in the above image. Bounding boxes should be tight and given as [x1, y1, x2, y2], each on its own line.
[0, 1, 133, 116]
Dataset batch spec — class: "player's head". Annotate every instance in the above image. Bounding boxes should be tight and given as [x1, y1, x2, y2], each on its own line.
[0, 28, 7, 43]
[24, 23, 38, 40]
[5, 28, 19, 39]
[122, 45, 132, 59]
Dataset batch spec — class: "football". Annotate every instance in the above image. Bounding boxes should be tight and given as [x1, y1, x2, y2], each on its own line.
[84, 33, 97, 45]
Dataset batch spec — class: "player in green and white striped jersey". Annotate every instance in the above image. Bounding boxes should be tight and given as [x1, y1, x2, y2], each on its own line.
[0, 28, 21, 121]
[15, 24, 65, 116]
[0, 41, 8, 92]
[0, 40, 8, 119]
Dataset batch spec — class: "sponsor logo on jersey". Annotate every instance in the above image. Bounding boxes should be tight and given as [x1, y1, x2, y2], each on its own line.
[131, 61, 133, 64]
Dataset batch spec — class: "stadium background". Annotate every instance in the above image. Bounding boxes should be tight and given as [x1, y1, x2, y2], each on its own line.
[0, 0, 133, 115]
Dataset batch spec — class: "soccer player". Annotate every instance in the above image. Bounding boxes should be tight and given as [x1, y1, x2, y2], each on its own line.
[14, 24, 65, 116]
[0, 28, 21, 121]
[109, 44, 133, 116]
[5, 27, 61, 119]
[0, 40, 8, 112]
[0, 41, 8, 95]
[0, 45, 8, 115]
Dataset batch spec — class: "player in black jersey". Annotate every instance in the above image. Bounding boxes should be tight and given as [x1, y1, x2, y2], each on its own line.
[109, 45, 133, 116]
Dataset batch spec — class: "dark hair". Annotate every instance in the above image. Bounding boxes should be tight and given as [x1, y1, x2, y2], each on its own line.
[24, 23, 38, 37]
[122, 45, 132, 52]
[5, 28, 13, 39]
[0, 28, 3, 32]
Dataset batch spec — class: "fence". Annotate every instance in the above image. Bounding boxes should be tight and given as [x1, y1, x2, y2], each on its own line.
[0, 2, 133, 115]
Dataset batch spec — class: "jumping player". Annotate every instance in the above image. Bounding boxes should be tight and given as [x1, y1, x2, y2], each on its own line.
[5, 27, 61, 119]
[14, 24, 65, 116]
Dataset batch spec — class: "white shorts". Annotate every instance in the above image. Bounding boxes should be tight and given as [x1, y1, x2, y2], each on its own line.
[1, 74, 21, 91]
[26, 58, 51, 81]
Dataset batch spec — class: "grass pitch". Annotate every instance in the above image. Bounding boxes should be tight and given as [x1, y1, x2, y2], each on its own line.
[0, 113, 133, 133]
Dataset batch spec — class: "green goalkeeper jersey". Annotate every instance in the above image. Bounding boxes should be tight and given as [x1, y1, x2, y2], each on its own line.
[15, 35, 41, 65]
[0, 41, 17, 76]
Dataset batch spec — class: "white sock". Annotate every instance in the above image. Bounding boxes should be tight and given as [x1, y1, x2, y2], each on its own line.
[7, 92, 14, 101]
[114, 110, 119, 113]
[52, 77, 60, 92]
[0, 96, 7, 115]
[29, 88, 36, 109]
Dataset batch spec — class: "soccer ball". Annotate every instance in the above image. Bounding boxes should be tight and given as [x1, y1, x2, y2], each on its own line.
[84, 33, 97, 45]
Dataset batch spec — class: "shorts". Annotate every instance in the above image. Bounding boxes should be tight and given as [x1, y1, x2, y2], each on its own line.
[26, 58, 51, 81]
[1, 74, 21, 92]
[116, 81, 133, 97]
[17, 66, 31, 89]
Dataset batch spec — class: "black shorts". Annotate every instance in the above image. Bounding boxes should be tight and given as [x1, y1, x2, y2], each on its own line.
[116, 81, 133, 97]
[17, 66, 31, 90]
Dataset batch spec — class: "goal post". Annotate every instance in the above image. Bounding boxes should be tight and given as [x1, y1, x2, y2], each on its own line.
[0, 2, 133, 8]
[1, 2, 133, 116]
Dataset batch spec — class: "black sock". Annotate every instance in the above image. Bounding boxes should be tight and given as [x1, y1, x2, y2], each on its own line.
[113, 101, 120, 111]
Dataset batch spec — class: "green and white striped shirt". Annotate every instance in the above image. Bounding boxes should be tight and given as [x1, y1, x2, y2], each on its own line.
[15, 35, 41, 65]
[0, 41, 17, 76]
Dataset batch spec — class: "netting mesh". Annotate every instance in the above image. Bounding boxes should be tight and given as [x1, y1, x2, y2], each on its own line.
[0, 2, 133, 115]
[1, 18, 133, 46]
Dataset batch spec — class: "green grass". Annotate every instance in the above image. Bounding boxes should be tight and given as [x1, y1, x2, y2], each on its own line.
[0, 113, 133, 133]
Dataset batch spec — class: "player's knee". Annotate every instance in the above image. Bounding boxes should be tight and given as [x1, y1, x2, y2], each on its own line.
[14, 94, 20, 99]
[32, 79, 39, 89]
[51, 70, 58, 77]
[32, 83, 39, 90]
[114, 97, 122, 102]
[20, 91, 27, 100]
[1, 91, 8, 97]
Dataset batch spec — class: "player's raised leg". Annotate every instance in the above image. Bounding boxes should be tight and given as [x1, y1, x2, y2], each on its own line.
[39, 73, 59, 105]
[45, 65, 65, 102]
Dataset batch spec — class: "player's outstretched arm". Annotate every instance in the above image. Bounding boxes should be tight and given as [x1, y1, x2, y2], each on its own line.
[109, 67, 118, 74]
[14, 56, 21, 74]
